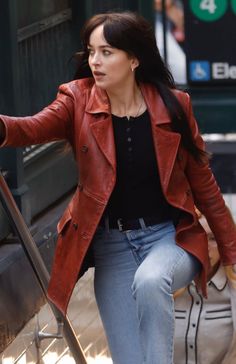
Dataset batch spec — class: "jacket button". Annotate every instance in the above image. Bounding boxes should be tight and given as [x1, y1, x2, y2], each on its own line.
[81, 145, 88, 153]
[73, 222, 78, 230]
[78, 183, 83, 191]
[186, 189, 191, 196]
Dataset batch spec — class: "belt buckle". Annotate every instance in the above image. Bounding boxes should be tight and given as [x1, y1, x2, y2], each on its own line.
[117, 218, 123, 231]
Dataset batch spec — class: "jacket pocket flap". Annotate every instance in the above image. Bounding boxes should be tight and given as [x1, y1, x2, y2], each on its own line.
[57, 208, 72, 234]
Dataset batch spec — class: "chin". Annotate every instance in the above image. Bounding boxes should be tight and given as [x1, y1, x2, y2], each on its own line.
[94, 81, 108, 90]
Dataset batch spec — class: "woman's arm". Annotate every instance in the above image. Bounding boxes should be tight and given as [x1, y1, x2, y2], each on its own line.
[0, 82, 77, 148]
[184, 93, 236, 268]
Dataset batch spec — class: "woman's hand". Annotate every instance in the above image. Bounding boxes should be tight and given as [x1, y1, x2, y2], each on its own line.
[225, 265, 236, 288]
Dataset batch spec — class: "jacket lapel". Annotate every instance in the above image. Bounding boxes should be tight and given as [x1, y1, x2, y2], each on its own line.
[152, 127, 181, 192]
[86, 84, 116, 171]
[141, 83, 181, 193]
[90, 115, 116, 171]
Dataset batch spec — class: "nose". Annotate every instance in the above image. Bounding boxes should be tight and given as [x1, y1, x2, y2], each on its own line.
[90, 52, 101, 66]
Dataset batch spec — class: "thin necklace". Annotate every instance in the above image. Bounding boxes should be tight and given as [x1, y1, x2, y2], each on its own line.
[126, 93, 144, 120]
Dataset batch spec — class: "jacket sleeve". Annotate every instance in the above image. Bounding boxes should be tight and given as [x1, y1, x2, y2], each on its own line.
[184, 93, 236, 266]
[0, 83, 75, 147]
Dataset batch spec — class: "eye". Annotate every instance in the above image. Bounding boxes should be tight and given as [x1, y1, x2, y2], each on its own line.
[87, 48, 94, 56]
[103, 49, 112, 56]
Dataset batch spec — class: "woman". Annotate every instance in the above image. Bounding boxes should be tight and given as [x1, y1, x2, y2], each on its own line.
[0, 11, 236, 364]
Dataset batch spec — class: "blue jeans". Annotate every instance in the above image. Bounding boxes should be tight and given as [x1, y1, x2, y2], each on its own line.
[92, 220, 200, 364]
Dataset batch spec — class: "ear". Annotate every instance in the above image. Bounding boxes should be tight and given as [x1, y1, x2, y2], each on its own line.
[130, 57, 140, 72]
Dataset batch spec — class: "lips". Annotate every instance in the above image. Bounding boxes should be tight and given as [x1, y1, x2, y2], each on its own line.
[93, 71, 105, 76]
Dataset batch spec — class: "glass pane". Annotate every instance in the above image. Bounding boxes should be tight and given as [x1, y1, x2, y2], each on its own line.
[154, 0, 186, 84]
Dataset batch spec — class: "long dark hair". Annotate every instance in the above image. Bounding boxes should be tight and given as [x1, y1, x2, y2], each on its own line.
[74, 11, 208, 162]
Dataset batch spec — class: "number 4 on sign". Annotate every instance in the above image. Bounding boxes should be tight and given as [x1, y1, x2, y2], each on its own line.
[200, 0, 217, 14]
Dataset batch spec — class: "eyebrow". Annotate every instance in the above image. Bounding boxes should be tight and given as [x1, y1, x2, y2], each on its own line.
[87, 44, 114, 49]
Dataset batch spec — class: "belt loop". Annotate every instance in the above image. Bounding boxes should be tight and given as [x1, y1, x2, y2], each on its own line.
[139, 217, 146, 229]
[105, 216, 110, 233]
[117, 218, 123, 232]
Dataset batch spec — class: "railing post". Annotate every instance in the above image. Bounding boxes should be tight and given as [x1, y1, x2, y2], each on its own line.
[0, 171, 87, 364]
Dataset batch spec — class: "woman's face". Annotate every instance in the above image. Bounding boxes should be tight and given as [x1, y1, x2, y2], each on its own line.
[88, 24, 138, 92]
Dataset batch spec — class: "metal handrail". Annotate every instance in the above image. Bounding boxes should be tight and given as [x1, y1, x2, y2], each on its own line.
[0, 170, 87, 364]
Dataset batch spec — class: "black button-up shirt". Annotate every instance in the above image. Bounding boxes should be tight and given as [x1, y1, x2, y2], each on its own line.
[104, 110, 179, 222]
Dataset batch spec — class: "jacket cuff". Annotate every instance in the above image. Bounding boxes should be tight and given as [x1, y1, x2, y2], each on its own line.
[0, 117, 9, 147]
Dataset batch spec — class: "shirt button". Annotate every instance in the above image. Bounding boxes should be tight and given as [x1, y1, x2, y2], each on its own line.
[196, 301, 200, 305]
[73, 223, 78, 230]
[127, 137, 132, 142]
[192, 323, 196, 328]
[126, 127, 131, 133]
[81, 145, 88, 153]
[190, 345, 194, 349]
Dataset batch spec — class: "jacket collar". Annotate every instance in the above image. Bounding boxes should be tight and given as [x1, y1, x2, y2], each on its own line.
[140, 83, 171, 125]
[85, 80, 171, 125]
[85, 83, 110, 115]
[209, 265, 228, 291]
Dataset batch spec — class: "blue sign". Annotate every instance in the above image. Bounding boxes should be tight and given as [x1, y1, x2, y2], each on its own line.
[185, 2, 236, 85]
[189, 61, 211, 81]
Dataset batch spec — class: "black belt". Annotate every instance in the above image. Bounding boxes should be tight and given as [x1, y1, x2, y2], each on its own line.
[99, 215, 169, 232]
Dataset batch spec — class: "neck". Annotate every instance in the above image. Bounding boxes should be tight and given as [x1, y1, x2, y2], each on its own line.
[107, 82, 145, 118]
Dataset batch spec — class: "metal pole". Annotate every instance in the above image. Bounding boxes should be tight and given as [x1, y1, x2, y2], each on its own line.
[0, 171, 87, 364]
[161, 0, 167, 63]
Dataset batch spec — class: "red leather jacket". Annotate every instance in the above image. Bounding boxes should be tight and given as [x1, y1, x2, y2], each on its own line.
[1, 78, 236, 315]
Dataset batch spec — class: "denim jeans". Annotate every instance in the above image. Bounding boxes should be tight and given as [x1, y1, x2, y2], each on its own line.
[92, 220, 201, 364]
